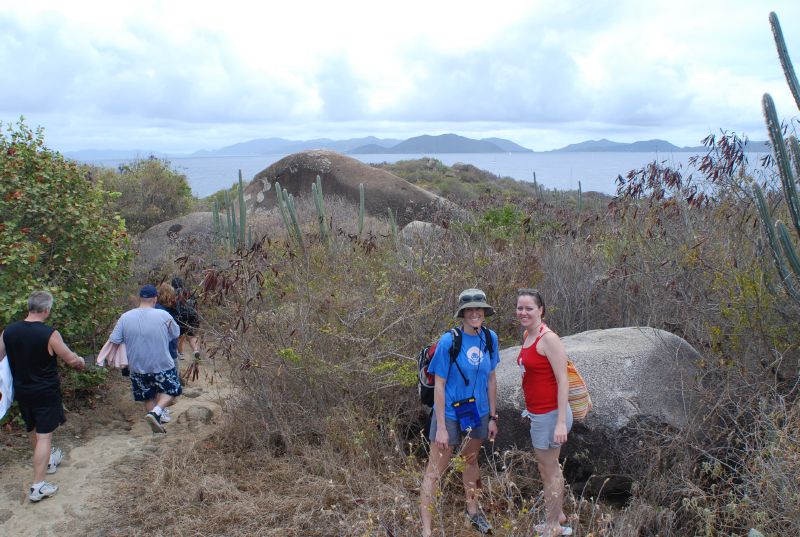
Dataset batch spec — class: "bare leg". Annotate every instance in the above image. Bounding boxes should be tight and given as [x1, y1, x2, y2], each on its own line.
[535, 447, 565, 537]
[461, 437, 484, 515]
[144, 393, 175, 412]
[30, 430, 52, 484]
[420, 443, 454, 537]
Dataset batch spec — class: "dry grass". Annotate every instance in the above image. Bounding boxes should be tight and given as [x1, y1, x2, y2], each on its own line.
[87, 163, 800, 536]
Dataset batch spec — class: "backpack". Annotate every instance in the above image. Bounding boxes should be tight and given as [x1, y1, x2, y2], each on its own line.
[174, 287, 198, 324]
[522, 328, 592, 421]
[417, 326, 494, 407]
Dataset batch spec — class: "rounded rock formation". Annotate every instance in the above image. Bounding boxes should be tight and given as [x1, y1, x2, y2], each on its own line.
[495, 327, 701, 497]
[244, 150, 444, 226]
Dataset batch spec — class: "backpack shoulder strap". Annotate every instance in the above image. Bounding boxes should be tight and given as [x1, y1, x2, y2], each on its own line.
[447, 328, 469, 384]
[448, 328, 462, 363]
[480, 326, 494, 355]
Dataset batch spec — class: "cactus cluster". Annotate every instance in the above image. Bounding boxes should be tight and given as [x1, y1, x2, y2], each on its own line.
[275, 180, 305, 254]
[754, 12, 800, 303]
[211, 169, 250, 251]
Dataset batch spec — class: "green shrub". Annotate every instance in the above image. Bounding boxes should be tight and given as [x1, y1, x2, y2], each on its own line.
[0, 119, 132, 348]
[102, 156, 195, 233]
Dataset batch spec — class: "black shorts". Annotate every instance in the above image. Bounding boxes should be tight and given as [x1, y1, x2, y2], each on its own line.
[18, 399, 66, 434]
[179, 315, 200, 336]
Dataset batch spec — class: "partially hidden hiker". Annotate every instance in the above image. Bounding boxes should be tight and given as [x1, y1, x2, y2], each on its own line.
[107, 285, 181, 434]
[155, 282, 181, 423]
[516, 289, 573, 537]
[171, 277, 201, 363]
[420, 288, 500, 537]
[0, 291, 86, 503]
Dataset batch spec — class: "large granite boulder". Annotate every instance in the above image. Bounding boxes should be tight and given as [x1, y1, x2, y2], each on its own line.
[134, 212, 214, 276]
[244, 150, 445, 226]
[495, 327, 701, 496]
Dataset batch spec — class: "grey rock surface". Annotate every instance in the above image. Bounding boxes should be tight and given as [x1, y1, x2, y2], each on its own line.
[494, 326, 702, 496]
[134, 212, 214, 274]
[399, 220, 446, 244]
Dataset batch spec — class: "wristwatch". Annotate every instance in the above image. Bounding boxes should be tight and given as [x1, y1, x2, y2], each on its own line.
[489, 414, 499, 422]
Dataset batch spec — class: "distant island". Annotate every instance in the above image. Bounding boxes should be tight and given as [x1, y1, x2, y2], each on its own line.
[549, 138, 770, 153]
[62, 134, 770, 161]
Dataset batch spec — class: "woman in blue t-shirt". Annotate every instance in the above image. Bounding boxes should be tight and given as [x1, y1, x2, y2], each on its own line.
[420, 288, 500, 537]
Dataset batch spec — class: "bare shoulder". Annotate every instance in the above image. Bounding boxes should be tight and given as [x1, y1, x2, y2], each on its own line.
[538, 330, 564, 352]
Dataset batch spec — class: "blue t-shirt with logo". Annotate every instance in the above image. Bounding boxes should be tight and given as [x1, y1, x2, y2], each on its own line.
[429, 328, 500, 420]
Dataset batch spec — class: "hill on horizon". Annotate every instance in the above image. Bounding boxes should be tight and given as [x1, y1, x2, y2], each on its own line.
[550, 138, 770, 153]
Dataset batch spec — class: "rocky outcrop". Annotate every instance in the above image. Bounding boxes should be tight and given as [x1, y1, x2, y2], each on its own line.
[399, 220, 446, 244]
[495, 327, 701, 497]
[134, 212, 214, 275]
[244, 150, 444, 226]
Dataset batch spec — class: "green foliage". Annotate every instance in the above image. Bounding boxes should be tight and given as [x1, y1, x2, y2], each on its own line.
[103, 156, 194, 233]
[63, 366, 108, 392]
[0, 119, 132, 348]
[374, 158, 539, 203]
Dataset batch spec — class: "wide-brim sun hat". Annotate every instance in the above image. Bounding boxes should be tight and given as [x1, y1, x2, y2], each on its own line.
[454, 288, 495, 318]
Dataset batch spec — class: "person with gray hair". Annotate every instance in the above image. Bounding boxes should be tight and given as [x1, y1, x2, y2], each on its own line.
[0, 290, 86, 503]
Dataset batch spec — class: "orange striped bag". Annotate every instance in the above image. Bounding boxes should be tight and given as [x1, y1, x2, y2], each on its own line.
[566, 360, 592, 421]
[523, 328, 592, 421]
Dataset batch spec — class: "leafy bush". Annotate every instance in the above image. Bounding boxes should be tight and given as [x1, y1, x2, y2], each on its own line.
[101, 156, 195, 233]
[0, 119, 133, 348]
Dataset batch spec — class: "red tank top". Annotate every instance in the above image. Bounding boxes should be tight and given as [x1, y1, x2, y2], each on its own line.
[517, 325, 558, 414]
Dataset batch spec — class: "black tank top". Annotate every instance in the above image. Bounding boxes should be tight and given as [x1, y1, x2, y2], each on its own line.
[3, 320, 59, 404]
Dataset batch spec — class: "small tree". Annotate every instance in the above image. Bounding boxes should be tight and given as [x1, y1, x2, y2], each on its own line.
[104, 156, 194, 233]
[0, 119, 133, 348]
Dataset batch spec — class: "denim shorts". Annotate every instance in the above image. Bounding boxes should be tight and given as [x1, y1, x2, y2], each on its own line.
[527, 406, 573, 450]
[130, 367, 183, 401]
[429, 413, 490, 445]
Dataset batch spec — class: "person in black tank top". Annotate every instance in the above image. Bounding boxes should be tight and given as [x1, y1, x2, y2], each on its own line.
[0, 291, 86, 503]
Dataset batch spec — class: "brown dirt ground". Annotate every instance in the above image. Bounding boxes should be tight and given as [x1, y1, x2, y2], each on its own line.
[0, 359, 227, 536]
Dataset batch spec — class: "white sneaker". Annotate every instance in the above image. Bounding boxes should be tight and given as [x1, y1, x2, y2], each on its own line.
[47, 447, 63, 474]
[29, 481, 58, 502]
[160, 408, 171, 423]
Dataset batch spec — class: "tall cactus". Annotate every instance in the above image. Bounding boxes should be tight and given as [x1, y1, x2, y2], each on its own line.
[311, 175, 328, 243]
[754, 12, 800, 303]
[387, 206, 398, 241]
[238, 169, 247, 248]
[358, 183, 365, 235]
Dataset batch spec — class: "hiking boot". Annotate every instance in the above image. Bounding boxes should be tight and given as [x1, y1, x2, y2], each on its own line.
[145, 411, 166, 434]
[535, 524, 573, 536]
[29, 481, 58, 502]
[47, 447, 63, 474]
[160, 408, 172, 423]
[465, 510, 493, 534]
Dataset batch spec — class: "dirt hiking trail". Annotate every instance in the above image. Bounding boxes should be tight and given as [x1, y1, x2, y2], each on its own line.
[0, 363, 229, 536]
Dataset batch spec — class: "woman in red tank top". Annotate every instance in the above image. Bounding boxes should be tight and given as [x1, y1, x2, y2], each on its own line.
[516, 289, 573, 537]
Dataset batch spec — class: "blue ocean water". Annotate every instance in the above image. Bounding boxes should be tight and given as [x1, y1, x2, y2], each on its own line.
[80, 151, 765, 199]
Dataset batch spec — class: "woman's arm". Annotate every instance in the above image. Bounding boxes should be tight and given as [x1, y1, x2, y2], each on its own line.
[540, 332, 569, 443]
[487, 369, 498, 440]
[433, 374, 449, 448]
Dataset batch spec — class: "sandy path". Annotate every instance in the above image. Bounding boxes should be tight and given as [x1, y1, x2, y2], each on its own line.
[0, 365, 229, 536]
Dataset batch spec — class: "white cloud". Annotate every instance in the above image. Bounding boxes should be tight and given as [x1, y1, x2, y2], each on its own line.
[1, 0, 799, 151]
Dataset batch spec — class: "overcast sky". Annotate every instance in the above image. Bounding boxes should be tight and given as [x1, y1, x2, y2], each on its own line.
[2, 0, 800, 153]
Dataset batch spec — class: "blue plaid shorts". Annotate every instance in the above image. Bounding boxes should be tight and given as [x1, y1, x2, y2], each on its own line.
[129, 367, 182, 401]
